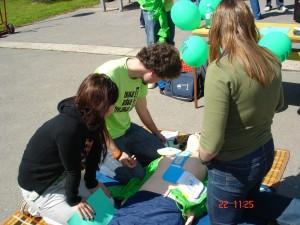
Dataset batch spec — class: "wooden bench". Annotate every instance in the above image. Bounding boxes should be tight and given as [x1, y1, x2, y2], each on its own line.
[192, 22, 300, 61]
[262, 148, 290, 188]
[2, 211, 47, 225]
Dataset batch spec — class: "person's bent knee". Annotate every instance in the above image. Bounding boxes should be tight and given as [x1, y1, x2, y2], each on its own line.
[115, 166, 145, 184]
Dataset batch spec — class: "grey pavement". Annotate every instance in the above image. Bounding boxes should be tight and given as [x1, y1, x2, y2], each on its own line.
[0, 0, 300, 221]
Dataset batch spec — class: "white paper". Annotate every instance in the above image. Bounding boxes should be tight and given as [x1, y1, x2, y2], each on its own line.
[177, 171, 205, 201]
[157, 147, 181, 156]
[160, 130, 179, 140]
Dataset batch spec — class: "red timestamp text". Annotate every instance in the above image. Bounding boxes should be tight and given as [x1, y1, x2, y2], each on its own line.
[218, 200, 255, 209]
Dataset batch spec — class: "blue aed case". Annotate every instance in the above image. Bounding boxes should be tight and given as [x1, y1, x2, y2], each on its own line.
[163, 165, 184, 184]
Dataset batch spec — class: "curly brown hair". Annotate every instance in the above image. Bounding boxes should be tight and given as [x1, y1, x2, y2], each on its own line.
[136, 43, 182, 80]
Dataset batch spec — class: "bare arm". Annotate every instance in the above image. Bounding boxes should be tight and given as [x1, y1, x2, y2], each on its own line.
[135, 97, 165, 142]
[187, 134, 217, 162]
[185, 215, 195, 225]
[105, 135, 136, 168]
[105, 135, 122, 160]
[198, 146, 218, 162]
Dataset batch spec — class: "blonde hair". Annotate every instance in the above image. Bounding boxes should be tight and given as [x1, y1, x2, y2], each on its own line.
[208, 0, 281, 86]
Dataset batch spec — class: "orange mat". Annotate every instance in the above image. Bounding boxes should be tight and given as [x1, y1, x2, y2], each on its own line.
[261, 148, 290, 188]
[2, 210, 47, 225]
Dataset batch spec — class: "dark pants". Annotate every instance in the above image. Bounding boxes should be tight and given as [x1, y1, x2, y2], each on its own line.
[109, 191, 184, 225]
[99, 123, 163, 183]
[139, 10, 145, 26]
[266, 0, 284, 7]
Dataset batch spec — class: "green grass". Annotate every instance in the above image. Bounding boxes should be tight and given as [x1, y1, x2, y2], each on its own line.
[3, 0, 98, 27]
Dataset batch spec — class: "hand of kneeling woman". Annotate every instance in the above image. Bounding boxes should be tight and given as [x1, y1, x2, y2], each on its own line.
[74, 200, 95, 221]
[119, 152, 137, 168]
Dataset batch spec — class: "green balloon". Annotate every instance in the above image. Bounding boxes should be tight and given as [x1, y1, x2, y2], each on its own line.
[180, 36, 208, 67]
[199, 0, 222, 19]
[258, 32, 292, 62]
[171, 0, 201, 31]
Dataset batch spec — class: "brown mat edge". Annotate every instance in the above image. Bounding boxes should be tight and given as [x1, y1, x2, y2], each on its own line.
[2, 210, 47, 225]
[261, 148, 290, 188]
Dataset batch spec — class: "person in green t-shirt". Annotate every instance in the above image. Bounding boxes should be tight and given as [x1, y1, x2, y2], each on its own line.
[94, 43, 182, 184]
[188, 0, 285, 224]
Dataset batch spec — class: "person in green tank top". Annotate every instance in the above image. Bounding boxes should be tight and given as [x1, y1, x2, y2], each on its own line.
[188, 0, 285, 224]
[94, 43, 182, 184]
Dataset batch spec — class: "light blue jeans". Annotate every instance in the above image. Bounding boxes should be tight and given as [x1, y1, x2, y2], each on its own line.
[141, 10, 175, 46]
[207, 139, 275, 225]
[99, 123, 164, 183]
[206, 138, 300, 225]
[249, 0, 262, 19]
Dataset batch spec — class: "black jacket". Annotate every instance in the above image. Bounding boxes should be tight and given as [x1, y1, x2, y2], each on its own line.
[18, 97, 103, 206]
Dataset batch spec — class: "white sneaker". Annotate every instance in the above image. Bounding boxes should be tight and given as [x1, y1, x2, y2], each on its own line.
[43, 217, 64, 225]
[147, 83, 157, 89]
[20, 200, 40, 217]
[278, 5, 288, 13]
[264, 5, 272, 11]
[20, 200, 30, 215]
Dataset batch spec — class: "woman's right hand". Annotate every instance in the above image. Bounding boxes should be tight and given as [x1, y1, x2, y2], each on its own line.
[74, 200, 95, 221]
[119, 152, 137, 168]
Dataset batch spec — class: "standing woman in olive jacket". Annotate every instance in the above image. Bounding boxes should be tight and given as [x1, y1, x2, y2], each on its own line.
[18, 74, 118, 224]
[193, 0, 285, 224]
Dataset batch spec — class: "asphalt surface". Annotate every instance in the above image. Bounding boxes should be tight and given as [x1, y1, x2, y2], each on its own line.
[0, 0, 300, 221]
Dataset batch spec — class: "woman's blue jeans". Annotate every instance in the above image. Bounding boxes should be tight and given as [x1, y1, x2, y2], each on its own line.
[249, 0, 262, 19]
[207, 139, 275, 225]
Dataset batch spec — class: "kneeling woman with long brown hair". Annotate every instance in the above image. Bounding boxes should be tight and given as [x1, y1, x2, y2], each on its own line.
[18, 74, 118, 224]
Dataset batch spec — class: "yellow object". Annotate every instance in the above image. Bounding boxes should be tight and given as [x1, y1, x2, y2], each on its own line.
[192, 22, 300, 61]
